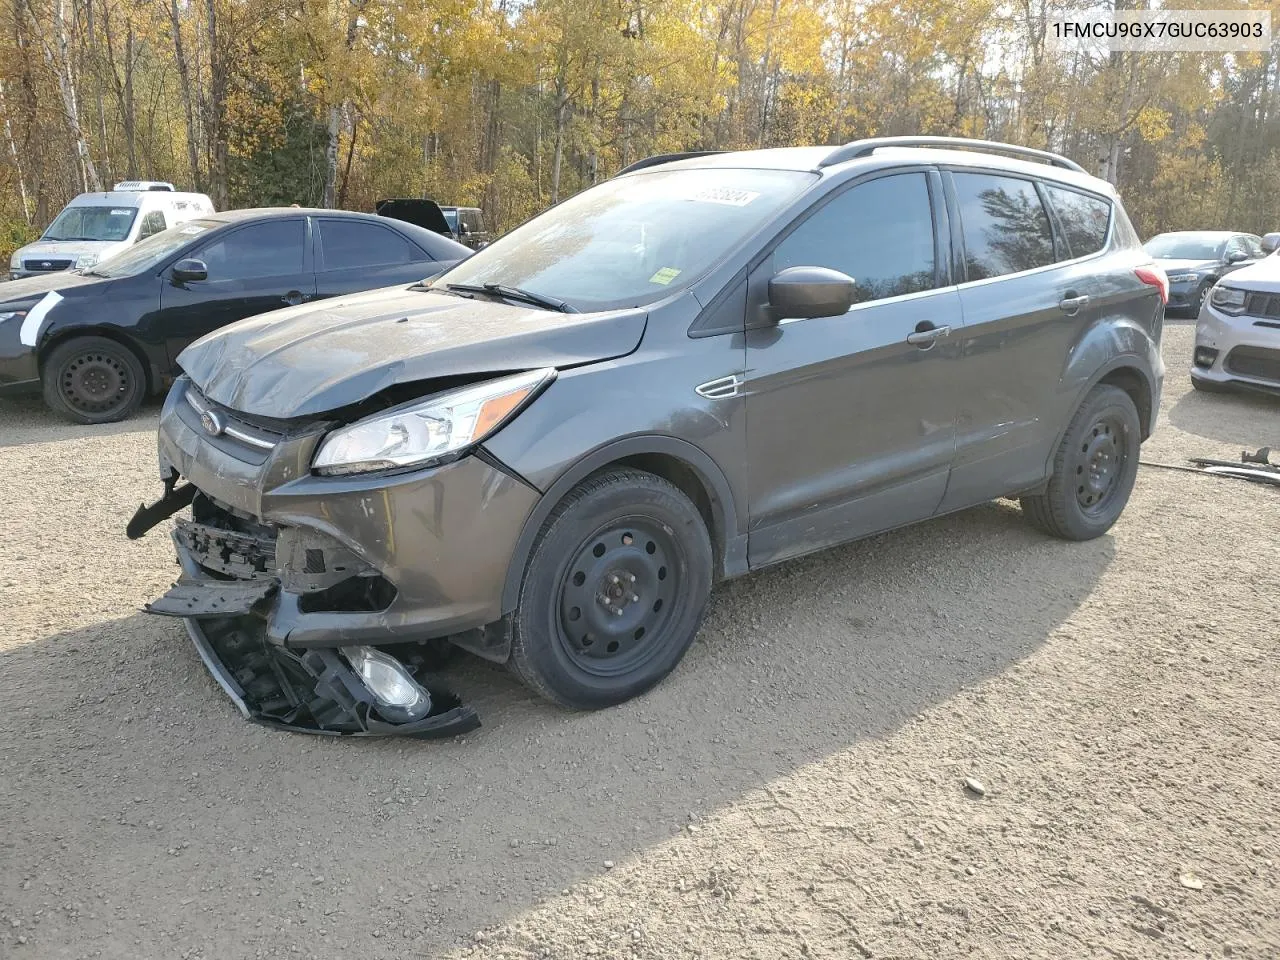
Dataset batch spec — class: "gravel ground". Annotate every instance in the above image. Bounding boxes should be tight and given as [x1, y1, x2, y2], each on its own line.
[1, 321, 1278, 960]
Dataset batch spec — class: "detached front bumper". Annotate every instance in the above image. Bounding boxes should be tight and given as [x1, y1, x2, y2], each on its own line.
[134, 379, 543, 737]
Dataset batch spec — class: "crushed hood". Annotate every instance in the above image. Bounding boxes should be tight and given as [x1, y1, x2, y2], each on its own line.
[178, 286, 648, 419]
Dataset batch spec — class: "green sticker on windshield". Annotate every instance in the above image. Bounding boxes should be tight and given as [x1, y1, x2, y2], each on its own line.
[649, 267, 681, 285]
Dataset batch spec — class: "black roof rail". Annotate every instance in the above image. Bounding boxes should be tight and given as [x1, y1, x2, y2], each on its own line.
[615, 151, 725, 176]
[818, 137, 1086, 174]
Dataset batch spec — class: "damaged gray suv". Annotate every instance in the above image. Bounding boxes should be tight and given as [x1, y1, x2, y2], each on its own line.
[130, 137, 1167, 737]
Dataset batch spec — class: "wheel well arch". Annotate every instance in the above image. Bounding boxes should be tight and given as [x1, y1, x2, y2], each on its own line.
[38, 326, 156, 395]
[498, 436, 745, 614]
[1096, 364, 1153, 439]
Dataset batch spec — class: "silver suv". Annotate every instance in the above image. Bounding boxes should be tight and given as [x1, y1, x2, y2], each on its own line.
[131, 137, 1168, 737]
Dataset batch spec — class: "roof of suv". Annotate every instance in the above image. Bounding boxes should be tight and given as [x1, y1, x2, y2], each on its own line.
[628, 140, 1114, 196]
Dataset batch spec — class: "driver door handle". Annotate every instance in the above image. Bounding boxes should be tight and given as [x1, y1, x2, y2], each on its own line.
[906, 323, 951, 346]
[1059, 293, 1090, 313]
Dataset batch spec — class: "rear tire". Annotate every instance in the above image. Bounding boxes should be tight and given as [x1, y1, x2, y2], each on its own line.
[508, 468, 713, 709]
[1020, 384, 1140, 541]
[41, 335, 147, 424]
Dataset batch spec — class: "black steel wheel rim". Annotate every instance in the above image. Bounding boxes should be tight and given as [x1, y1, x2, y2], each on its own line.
[59, 349, 132, 414]
[1073, 413, 1128, 515]
[554, 517, 682, 678]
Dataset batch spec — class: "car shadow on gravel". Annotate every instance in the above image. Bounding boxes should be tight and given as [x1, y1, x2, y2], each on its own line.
[0, 500, 1114, 955]
[0, 395, 161, 448]
[1165, 387, 1280, 451]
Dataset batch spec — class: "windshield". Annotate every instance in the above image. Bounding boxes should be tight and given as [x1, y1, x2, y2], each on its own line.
[434, 168, 816, 310]
[1144, 234, 1224, 261]
[90, 219, 218, 278]
[42, 205, 138, 242]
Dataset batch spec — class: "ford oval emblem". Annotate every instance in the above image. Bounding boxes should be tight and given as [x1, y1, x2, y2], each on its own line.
[200, 408, 226, 437]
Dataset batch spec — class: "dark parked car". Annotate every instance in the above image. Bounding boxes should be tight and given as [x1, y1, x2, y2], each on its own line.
[131, 137, 1166, 737]
[439, 206, 490, 249]
[1143, 230, 1264, 316]
[0, 208, 469, 423]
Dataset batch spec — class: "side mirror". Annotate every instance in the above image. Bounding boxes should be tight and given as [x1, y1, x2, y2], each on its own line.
[766, 265, 856, 322]
[172, 258, 207, 283]
[1226, 250, 1248, 264]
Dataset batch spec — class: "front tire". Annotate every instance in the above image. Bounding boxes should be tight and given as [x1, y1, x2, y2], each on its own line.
[509, 468, 713, 709]
[1020, 384, 1141, 541]
[41, 335, 147, 424]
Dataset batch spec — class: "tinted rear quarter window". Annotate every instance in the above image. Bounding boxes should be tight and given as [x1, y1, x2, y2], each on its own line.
[319, 219, 418, 270]
[1043, 185, 1111, 258]
[774, 172, 937, 304]
[953, 172, 1055, 280]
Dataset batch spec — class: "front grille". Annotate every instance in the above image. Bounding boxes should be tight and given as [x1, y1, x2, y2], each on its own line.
[178, 382, 282, 465]
[1224, 346, 1280, 382]
[1245, 292, 1280, 320]
[23, 258, 73, 271]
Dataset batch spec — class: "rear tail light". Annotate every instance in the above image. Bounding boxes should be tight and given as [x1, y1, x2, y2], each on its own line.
[1135, 264, 1169, 305]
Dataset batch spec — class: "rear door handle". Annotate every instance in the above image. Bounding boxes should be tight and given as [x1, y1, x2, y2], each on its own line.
[282, 290, 305, 306]
[1059, 294, 1090, 313]
[906, 323, 952, 347]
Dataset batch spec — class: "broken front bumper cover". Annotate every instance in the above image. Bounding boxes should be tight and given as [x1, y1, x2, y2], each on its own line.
[142, 515, 480, 739]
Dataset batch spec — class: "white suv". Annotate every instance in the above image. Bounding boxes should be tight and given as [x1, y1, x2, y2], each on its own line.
[8, 182, 214, 279]
[1194, 256, 1280, 395]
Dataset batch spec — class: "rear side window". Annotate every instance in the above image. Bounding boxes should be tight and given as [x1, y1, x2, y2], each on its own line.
[774, 173, 937, 305]
[138, 210, 168, 239]
[319, 219, 419, 269]
[1044, 185, 1111, 258]
[197, 220, 305, 279]
[953, 173, 1055, 280]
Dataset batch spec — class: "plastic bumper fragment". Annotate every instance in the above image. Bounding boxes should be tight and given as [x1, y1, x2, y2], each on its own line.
[182, 613, 480, 738]
[146, 576, 278, 618]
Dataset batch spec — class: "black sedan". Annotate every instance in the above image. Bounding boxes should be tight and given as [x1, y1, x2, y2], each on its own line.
[0, 208, 470, 423]
[1143, 230, 1265, 317]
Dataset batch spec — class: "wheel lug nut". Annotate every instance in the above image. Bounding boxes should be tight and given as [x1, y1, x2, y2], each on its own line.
[630, 594, 640, 603]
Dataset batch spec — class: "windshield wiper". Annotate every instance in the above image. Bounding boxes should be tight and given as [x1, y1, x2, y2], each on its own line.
[445, 282, 574, 313]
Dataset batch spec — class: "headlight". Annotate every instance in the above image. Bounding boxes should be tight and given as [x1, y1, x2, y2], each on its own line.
[313, 367, 555, 476]
[1210, 285, 1246, 315]
[8, 253, 19, 270]
[75, 253, 99, 269]
[1167, 273, 1199, 284]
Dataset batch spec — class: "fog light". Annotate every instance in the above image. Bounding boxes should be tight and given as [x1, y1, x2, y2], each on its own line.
[341, 646, 432, 722]
[1193, 347, 1219, 369]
